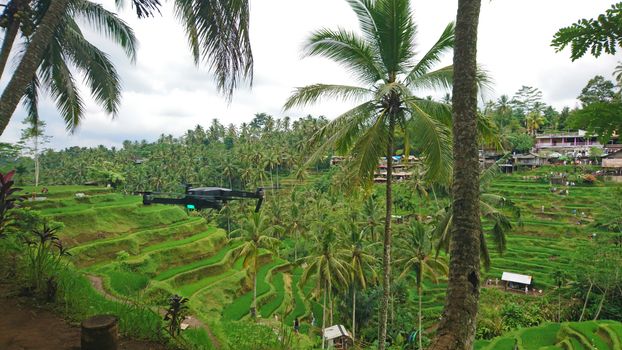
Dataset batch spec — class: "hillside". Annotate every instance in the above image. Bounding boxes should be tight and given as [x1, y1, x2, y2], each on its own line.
[23, 186, 316, 347]
[474, 320, 622, 350]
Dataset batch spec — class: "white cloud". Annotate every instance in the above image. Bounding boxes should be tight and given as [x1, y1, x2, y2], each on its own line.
[1, 0, 620, 149]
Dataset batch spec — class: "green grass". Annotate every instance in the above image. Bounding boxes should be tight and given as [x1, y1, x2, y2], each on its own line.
[106, 270, 151, 297]
[221, 259, 282, 321]
[259, 271, 285, 318]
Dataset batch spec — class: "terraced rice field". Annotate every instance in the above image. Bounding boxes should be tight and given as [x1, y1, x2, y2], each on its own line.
[416, 171, 622, 325]
[24, 186, 317, 331]
[474, 320, 622, 350]
[24, 171, 622, 340]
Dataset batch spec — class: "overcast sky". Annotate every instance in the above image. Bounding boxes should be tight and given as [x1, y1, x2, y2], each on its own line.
[1, 0, 620, 149]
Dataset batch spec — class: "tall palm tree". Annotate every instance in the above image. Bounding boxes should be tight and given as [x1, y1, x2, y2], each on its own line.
[361, 196, 383, 242]
[337, 221, 377, 342]
[0, 0, 253, 135]
[396, 221, 447, 350]
[284, 1, 470, 346]
[230, 212, 280, 318]
[300, 228, 350, 349]
[429, 0, 483, 348]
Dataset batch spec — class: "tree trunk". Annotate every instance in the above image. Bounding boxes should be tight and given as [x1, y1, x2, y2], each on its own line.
[0, 6, 21, 80]
[418, 285, 423, 350]
[252, 257, 258, 319]
[378, 116, 395, 350]
[579, 281, 593, 322]
[558, 291, 561, 322]
[322, 279, 327, 349]
[593, 286, 608, 321]
[428, 0, 482, 349]
[352, 286, 356, 341]
[34, 134, 40, 188]
[0, 0, 71, 136]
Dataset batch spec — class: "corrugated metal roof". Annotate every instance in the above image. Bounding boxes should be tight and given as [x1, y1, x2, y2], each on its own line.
[501, 272, 532, 285]
[323, 325, 351, 340]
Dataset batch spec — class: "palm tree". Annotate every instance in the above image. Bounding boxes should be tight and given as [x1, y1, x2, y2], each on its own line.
[396, 221, 447, 350]
[300, 228, 350, 349]
[429, 0, 483, 348]
[361, 196, 383, 242]
[222, 160, 237, 189]
[230, 212, 280, 318]
[284, 3, 472, 344]
[1, 0, 136, 132]
[337, 221, 377, 342]
[525, 111, 546, 135]
[0, 0, 253, 135]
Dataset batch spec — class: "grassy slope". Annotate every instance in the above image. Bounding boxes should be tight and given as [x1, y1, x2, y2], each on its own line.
[474, 320, 622, 350]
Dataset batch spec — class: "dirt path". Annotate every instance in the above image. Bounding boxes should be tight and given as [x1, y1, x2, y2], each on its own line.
[0, 283, 166, 350]
[87, 275, 222, 349]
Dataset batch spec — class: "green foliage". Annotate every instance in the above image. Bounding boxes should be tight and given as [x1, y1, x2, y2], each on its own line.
[0, 170, 21, 235]
[578, 75, 617, 106]
[552, 2, 622, 60]
[507, 133, 534, 153]
[164, 294, 190, 337]
[568, 101, 622, 143]
[221, 321, 281, 350]
[22, 223, 70, 298]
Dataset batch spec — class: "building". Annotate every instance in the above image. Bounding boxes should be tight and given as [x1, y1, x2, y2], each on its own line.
[602, 150, 622, 173]
[534, 130, 602, 155]
[501, 272, 533, 291]
[512, 154, 544, 169]
[323, 325, 353, 350]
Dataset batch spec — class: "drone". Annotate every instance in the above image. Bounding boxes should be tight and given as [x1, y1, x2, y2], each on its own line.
[140, 185, 264, 212]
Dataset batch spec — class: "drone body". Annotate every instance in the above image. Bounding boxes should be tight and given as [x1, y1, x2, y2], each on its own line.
[141, 186, 264, 212]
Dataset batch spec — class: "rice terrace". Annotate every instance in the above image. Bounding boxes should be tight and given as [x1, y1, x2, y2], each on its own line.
[1, 0, 622, 349]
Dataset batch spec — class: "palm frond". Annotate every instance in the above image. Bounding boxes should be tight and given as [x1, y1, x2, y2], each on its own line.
[61, 19, 121, 116]
[407, 65, 453, 92]
[22, 76, 40, 120]
[372, 0, 416, 74]
[345, 0, 378, 44]
[284, 84, 372, 110]
[477, 112, 503, 150]
[71, 0, 137, 62]
[345, 110, 389, 186]
[480, 231, 491, 271]
[407, 100, 453, 184]
[405, 21, 454, 82]
[39, 37, 84, 132]
[172, 0, 200, 63]
[302, 101, 376, 167]
[174, 0, 253, 97]
[303, 28, 385, 85]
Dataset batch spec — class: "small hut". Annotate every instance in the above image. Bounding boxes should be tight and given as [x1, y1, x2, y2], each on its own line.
[323, 325, 353, 350]
[501, 272, 533, 291]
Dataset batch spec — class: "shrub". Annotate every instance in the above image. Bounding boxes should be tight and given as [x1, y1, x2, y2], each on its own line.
[582, 174, 597, 184]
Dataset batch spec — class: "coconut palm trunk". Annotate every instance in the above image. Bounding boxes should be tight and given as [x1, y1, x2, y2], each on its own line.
[429, 0, 482, 349]
[34, 132, 40, 188]
[579, 281, 593, 322]
[322, 279, 327, 349]
[378, 115, 395, 350]
[418, 285, 423, 350]
[253, 255, 258, 319]
[352, 286, 356, 341]
[0, 0, 24, 79]
[0, 0, 71, 134]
